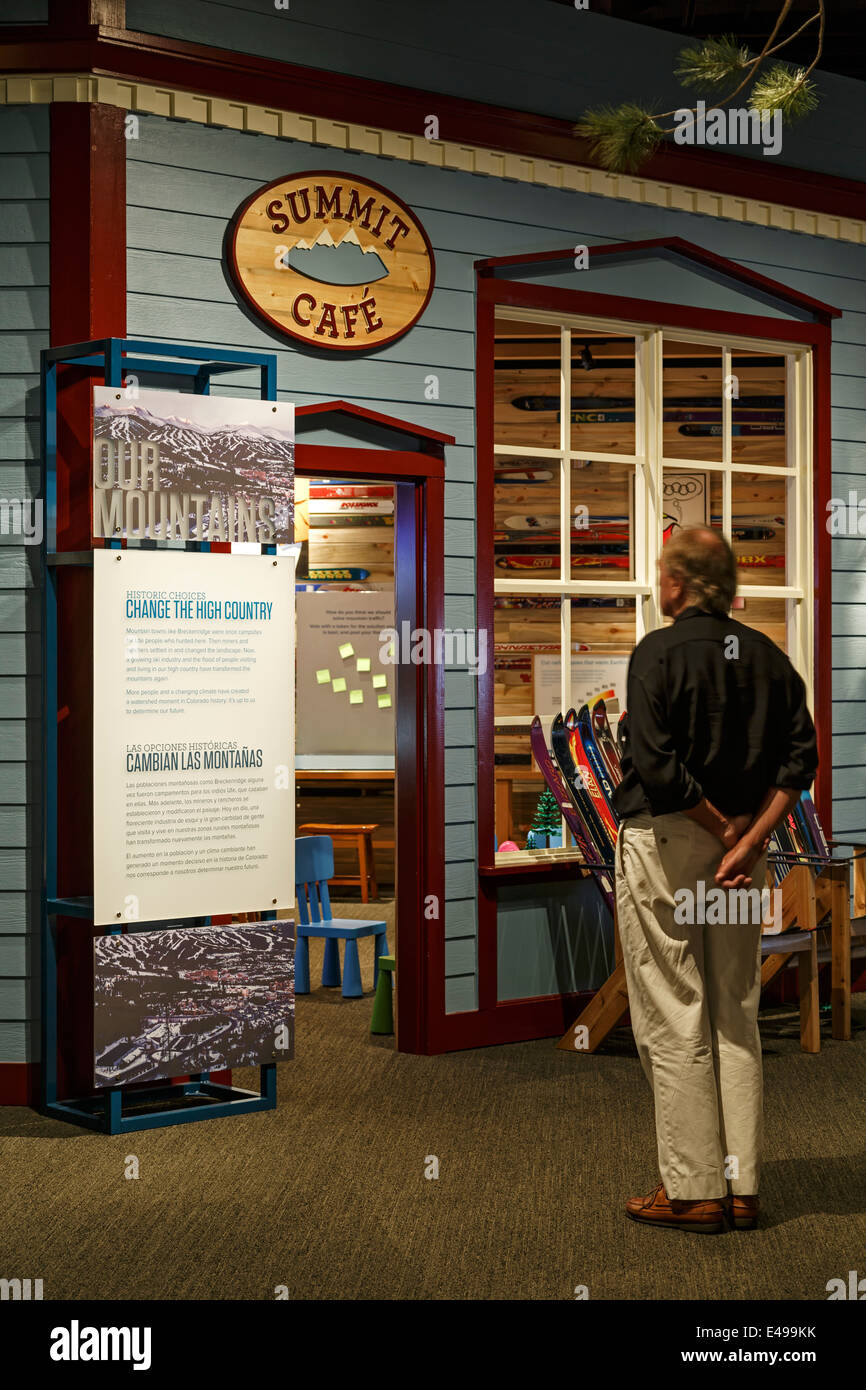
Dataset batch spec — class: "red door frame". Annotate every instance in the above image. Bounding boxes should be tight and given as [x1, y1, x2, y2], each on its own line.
[455, 268, 835, 1052]
[294, 427, 448, 1054]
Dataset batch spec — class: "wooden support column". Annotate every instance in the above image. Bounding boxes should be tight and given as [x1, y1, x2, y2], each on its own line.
[829, 862, 852, 1041]
[50, 101, 126, 1100]
[799, 935, 821, 1054]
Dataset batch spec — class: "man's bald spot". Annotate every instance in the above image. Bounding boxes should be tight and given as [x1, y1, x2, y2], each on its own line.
[690, 527, 726, 553]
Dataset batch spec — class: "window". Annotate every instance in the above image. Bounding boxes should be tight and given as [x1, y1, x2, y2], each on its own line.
[489, 310, 813, 856]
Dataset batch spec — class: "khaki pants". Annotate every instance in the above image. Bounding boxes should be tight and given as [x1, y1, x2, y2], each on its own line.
[615, 811, 767, 1200]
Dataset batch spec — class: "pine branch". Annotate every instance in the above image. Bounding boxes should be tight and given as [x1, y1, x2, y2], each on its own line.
[573, 1, 824, 173]
[750, 61, 819, 120]
[674, 35, 751, 91]
[573, 104, 663, 174]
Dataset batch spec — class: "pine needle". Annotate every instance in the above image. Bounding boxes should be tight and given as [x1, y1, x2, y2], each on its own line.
[675, 35, 751, 90]
[750, 62, 819, 120]
[574, 104, 663, 174]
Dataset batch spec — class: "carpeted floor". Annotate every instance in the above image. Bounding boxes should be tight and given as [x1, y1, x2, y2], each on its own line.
[2, 902, 865, 1301]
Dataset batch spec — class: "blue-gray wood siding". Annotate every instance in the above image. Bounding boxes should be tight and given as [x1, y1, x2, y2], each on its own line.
[0, 105, 47, 1064]
[0, 1, 47, 22]
[126, 112, 866, 1012]
[125, 0, 866, 182]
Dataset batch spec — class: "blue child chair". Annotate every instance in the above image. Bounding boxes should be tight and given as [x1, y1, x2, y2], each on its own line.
[295, 835, 389, 998]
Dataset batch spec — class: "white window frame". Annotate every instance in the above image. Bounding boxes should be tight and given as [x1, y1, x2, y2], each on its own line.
[493, 309, 814, 722]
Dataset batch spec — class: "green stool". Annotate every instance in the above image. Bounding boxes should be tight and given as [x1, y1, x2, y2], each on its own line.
[370, 954, 395, 1035]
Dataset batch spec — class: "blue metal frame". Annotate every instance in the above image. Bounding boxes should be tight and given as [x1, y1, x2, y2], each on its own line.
[41, 338, 283, 1134]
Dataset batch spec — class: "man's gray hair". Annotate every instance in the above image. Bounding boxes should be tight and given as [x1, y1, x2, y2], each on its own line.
[663, 527, 737, 614]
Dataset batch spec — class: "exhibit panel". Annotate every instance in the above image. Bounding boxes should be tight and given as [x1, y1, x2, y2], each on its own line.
[38, 341, 300, 1131]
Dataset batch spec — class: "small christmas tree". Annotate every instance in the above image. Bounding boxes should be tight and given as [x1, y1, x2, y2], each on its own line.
[527, 787, 562, 849]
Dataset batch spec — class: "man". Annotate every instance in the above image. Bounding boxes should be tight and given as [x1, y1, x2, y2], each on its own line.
[612, 527, 818, 1234]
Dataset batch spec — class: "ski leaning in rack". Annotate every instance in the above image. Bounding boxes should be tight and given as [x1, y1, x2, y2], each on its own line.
[529, 717, 615, 911]
[796, 790, 830, 862]
[589, 696, 623, 789]
[576, 705, 620, 845]
[551, 713, 615, 874]
[565, 708, 619, 857]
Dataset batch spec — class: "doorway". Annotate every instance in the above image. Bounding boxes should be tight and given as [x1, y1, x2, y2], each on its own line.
[293, 403, 451, 1053]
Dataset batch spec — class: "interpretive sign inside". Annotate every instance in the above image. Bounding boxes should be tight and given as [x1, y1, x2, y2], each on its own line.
[93, 922, 295, 1087]
[93, 549, 296, 926]
[229, 171, 435, 351]
[533, 655, 629, 716]
[92, 387, 294, 544]
[662, 470, 710, 538]
[296, 592, 395, 760]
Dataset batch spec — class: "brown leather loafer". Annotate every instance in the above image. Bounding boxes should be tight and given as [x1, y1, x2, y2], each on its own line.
[729, 1194, 760, 1230]
[626, 1181, 727, 1234]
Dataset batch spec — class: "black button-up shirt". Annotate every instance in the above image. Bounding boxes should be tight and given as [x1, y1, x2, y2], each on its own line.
[612, 606, 818, 820]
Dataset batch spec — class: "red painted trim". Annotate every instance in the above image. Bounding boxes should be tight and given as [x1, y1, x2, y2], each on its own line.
[297, 400, 453, 446]
[295, 444, 443, 480]
[440, 992, 597, 1050]
[0, 1063, 39, 1106]
[476, 236, 841, 323]
[2, 27, 865, 222]
[296, 443, 446, 1055]
[481, 275, 826, 345]
[475, 291, 498, 1013]
[47, 0, 126, 31]
[50, 103, 126, 1100]
[423, 475, 446, 1051]
[473, 269, 832, 1048]
[226, 170, 437, 354]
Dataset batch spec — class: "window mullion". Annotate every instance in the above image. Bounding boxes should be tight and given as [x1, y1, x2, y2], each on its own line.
[644, 329, 663, 636]
[722, 346, 733, 552]
[560, 326, 571, 844]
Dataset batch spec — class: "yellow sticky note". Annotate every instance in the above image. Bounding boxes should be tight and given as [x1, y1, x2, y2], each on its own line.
[372, 674, 387, 689]
[332, 677, 347, 693]
[377, 693, 392, 709]
[338, 642, 354, 659]
[356, 657, 371, 672]
[349, 689, 363, 705]
[316, 669, 331, 684]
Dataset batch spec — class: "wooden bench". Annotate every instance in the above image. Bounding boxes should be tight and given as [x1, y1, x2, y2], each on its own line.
[298, 822, 379, 902]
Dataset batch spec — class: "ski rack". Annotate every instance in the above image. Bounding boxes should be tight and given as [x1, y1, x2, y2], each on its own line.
[41, 338, 281, 1133]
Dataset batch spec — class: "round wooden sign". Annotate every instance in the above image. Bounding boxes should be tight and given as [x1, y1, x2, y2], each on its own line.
[228, 171, 435, 352]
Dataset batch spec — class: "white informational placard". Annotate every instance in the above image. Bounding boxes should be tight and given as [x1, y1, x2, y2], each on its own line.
[662, 470, 710, 535]
[533, 654, 629, 716]
[295, 592, 395, 764]
[93, 549, 296, 926]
